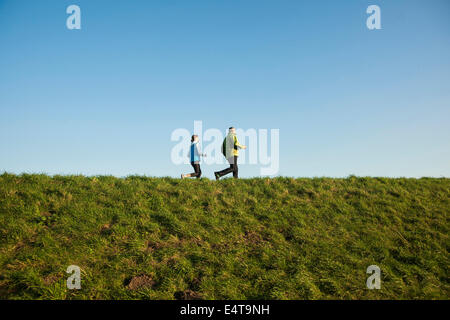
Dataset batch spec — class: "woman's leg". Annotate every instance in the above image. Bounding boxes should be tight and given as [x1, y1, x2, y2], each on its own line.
[191, 163, 201, 178]
[185, 162, 201, 178]
[198, 164, 202, 178]
[182, 163, 196, 178]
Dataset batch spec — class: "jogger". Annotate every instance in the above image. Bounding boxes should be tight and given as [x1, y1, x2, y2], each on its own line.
[214, 127, 246, 180]
[182, 135, 206, 179]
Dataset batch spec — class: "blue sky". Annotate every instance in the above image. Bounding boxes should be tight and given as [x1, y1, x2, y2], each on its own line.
[0, 0, 449, 178]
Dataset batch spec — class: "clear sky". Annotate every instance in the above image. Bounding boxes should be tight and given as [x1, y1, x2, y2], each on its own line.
[1, 0, 449, 178]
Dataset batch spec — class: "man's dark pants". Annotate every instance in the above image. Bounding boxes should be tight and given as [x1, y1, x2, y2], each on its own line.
[217, 156, 238, 178]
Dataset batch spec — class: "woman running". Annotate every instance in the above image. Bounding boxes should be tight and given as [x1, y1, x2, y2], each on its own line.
[181, 135, 206, 179]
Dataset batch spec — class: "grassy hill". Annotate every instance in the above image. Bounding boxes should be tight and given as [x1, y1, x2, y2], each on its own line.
[0, 173, 448, 299]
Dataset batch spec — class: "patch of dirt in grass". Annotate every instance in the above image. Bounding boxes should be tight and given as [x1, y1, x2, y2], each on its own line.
[174, 289, 202, 300]
[43, 274, 59, 286]
[100, 224, 112, 235]
[243, 230, 263, 244]
[100, 223, 111, 230]
[212, 230, 265, 250]
[146, 237, 204, 253]
[146, 240, 164, 252]
[12, 241, 26, 252]
[188, 277, 202, 291]
[0, 283, 11, 298]
[126, 275, 156, 290]
[316, 279, 339, 296]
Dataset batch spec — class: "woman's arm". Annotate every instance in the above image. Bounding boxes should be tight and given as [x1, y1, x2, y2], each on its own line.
[196, 143, 206, 157]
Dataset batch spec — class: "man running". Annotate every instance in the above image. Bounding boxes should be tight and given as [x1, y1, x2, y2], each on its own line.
[214, 127, 246, 180]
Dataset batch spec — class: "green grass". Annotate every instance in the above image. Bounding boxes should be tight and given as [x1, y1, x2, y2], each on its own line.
[0, 173, 448, 299]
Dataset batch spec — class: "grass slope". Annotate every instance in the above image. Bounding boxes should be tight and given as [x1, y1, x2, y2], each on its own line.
[0, 173, 448, 299]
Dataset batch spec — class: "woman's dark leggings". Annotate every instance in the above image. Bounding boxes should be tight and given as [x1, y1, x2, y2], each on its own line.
[190, 162, 202, 178]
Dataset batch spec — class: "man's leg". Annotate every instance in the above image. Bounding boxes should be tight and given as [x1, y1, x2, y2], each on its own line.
[216, 158, 234, 178]
[216, 165, 233, 177]
[232, 156, 238, 178]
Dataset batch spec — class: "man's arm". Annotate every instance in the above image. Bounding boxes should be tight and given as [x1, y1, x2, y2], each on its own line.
[234, 136, 247, 149]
